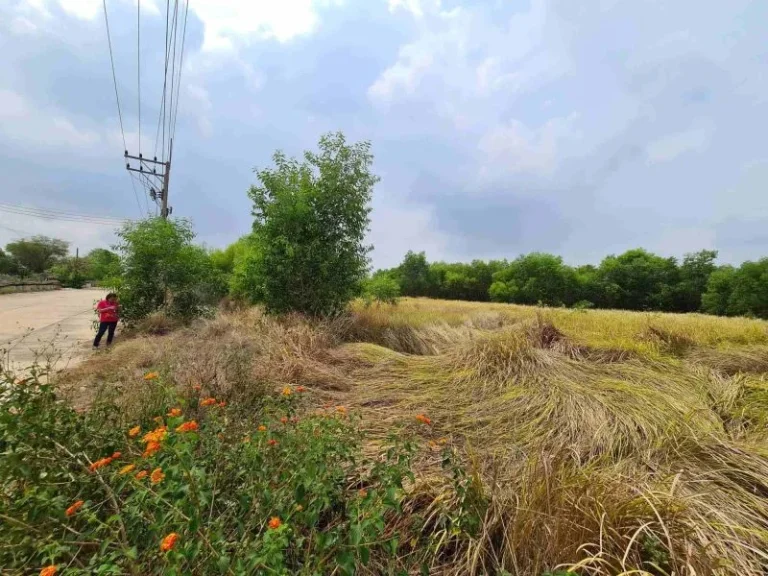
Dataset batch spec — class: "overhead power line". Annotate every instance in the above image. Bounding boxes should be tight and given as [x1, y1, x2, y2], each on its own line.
[104, 0, 191, 219]
[103, 0, 145, 218]
[0, 203, 131, 226]
[171, 0, 190, 144]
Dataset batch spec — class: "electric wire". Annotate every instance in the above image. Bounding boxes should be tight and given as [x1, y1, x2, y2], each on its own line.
[0, 203, 129, 226]
[103, 0, 145, 218]
[170, 0, 190, 144]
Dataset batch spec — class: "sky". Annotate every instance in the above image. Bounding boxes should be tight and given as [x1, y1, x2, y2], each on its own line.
[0, 0, 767, 269]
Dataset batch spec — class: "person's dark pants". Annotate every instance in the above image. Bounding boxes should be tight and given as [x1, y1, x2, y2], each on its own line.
[93, 321, 118, 347]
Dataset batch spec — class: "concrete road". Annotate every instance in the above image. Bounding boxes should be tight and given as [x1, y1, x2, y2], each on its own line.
[0, 289, 107, 373]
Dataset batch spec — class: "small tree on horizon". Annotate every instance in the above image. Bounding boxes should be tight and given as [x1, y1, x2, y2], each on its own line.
[247, 132, 379, 316]
[5, 236, 69, 274]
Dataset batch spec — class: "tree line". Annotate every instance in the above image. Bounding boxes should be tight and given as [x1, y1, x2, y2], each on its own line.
[0, 236, 120, 287]
[371, 249, 768, 319]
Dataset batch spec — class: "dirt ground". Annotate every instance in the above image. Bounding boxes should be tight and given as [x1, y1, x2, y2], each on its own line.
[0, 288, 108, 373]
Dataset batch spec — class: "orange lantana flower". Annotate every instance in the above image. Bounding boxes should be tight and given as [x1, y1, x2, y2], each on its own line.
[40, 566, 57, 576]
[280, 417, 288, 425]
[128, 425, 141, 438]
[296, 386, 307, 393]
[111, 452, 122, 459]
[415, 414, 432, 426]
[268, 439, 278, 446]
[119, 464, 136, 475]
[160, 532, 178, 552]
[135, 470, 149, 480]
[150, 467, 165, 484]
[281, 386, 293, 396]
[268, 517, 282, 530]
[258, 425, 267, 432]
[335, 406, 347, 414]
[167, 408, 182, 417]
[89, 456, 113, 472]
[143, 441, 162, 458]
[142, 426, 168, 444]
[144, 372, 159, 380]
[65, 500, 84, 517]
[175, 420, 199, 433]
[200, 397, 217, 407]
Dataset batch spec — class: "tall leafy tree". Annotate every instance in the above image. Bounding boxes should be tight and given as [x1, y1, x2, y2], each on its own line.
[247, 132, 378, 316]
[675, 250, 718, 312]
[5, 236, 68, 274]
[725, 259, 768, 318]
[596, 249, 679, 311]
[702, 266, 737, 316]
[396, 251, 431, 297]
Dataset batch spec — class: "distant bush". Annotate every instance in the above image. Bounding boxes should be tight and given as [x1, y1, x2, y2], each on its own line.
[362, 273, 400, 306]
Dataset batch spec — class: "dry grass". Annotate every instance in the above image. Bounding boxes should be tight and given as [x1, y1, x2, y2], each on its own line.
[55, 298, 768, 575]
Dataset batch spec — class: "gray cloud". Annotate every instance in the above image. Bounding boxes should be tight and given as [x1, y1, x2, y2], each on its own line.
[0, 0, 767, 269]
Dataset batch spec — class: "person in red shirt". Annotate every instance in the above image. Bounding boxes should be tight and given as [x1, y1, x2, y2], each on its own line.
[93, 293, 120, 349]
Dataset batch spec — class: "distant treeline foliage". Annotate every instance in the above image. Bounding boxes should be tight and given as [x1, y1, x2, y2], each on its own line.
[373, 249, 768, 319]
[0, 236, 120, 288]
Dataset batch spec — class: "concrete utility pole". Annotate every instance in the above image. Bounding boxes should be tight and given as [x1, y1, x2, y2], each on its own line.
[124, 139, 173, 218]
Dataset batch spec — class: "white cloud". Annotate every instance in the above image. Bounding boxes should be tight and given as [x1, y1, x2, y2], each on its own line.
[190, 0, 343, 51]
[368, 0, 564, 126]
[477, 115, 579, 180]
[0, 89, 157, 159]
[21, 0, 161, 20]
[57, 0, 101, 20]
[646, 127, 712, 164]
[368, 196, 452, 268]
[387, 0, 440, 19]
[0, 90, 100, 149]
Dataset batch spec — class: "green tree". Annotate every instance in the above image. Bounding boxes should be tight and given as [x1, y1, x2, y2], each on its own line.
[490, 253, 578, 306]
[229, 235, 265, 302]
[675, 250, 718, 312]
[362, 272, 400, 306]
[5, 236, 69, 274]
[86, 248, 121, 284]
[725, 259, 768, 318]
[396, 251, 431, 297]
[209, 243, 238, 276]
[596, 249, 679, 311]
[49, 255, 89, 288]
[701, 266, 736, 316]
[115, 218, 225, 322]
[0, 247, 19, 275]
[574, 264, 600, 307]
[247, 132, 379, 316]
[427, 260, 506, 301]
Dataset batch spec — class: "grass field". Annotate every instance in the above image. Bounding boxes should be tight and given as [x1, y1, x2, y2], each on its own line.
[37, 299, 768, 573]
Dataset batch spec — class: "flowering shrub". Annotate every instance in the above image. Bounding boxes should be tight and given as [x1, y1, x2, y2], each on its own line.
[0, 373, 420, 575]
